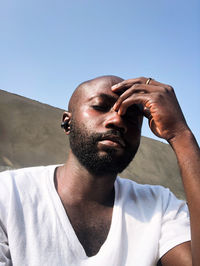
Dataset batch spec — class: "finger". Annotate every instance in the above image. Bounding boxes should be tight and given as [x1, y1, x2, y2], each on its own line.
[117, 93, 152, 116]
[111, 78, 144, 91]
[113, 84, 166, 112]
[113, 86, 146, 111]
[146, 79, 174, 90]
[112, 77, 173, 92]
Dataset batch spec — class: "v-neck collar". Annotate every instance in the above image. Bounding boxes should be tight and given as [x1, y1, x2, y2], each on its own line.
[46, 165, 121, 260]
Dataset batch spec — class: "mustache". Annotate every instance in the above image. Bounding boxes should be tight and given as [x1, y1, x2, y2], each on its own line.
[94, 129, 123, 139]
[92, 129, 126, 147]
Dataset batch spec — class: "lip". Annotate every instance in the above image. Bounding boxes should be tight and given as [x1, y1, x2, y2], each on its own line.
[100, 135, 126, 148]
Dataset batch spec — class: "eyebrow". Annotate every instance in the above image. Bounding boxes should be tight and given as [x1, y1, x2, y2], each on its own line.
[88, 93, 118, 103]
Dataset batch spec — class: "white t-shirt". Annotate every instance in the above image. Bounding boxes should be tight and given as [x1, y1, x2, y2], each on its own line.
[0, 165, 190, 266]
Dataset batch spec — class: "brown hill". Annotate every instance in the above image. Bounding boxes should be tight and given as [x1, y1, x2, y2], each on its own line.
[0, 89, 185, 199]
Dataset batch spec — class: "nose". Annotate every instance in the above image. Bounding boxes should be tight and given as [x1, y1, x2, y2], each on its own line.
[104, 109, 127, 134]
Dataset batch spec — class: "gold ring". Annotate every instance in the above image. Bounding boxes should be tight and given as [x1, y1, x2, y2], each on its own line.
[146, 78, 152, 85]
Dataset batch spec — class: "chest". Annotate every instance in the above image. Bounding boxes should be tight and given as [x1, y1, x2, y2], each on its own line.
[65, 204, 113, 257]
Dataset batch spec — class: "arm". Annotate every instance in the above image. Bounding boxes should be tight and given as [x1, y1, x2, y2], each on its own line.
[166, 126, 200, 265]
[112, 77, 200, 265]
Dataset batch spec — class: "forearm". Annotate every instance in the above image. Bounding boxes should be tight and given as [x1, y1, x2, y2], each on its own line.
[169, 129, 200, 265]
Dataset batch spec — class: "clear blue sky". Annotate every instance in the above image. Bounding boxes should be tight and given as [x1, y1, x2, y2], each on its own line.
[1, 0, 199, 144]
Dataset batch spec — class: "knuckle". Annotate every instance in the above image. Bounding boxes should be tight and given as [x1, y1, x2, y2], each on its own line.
[133, 83, 140, 89]
[117, 97, 123, 104]
[139, 77, 146, 83]
[120, 100, 128, 109]
[165, 85, 174, 93]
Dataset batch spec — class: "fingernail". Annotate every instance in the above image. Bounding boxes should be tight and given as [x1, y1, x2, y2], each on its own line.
[113, 103, 118, 111]
[118, 109, 122, 115]
[111, 84, 118, 90]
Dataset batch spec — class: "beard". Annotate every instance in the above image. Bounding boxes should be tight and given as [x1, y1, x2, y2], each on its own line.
[69, 117, 140, 176]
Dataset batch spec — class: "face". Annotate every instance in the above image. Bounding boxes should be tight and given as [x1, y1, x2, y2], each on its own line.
[68, 77, 143, 176]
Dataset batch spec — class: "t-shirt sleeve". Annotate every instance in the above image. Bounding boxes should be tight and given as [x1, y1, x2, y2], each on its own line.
[0, 172, 12, 265]
[0, 222, 12, 265]
[159, 189, 191, 259]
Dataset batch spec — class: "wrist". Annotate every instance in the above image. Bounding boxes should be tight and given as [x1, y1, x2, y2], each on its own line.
[168, 128, 197, 150]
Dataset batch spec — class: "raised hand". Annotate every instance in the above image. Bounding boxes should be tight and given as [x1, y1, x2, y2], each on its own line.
[112, 77, 189, 142]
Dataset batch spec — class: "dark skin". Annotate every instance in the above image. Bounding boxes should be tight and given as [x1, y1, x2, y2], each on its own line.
[56, 76, 200, 265]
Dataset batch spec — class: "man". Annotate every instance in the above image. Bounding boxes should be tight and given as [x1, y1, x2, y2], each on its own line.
[0, 76, 199, 265]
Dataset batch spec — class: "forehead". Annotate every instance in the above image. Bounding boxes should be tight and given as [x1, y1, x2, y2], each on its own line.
[81, 78, 121, 102]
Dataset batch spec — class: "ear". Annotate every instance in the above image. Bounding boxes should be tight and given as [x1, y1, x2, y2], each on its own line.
[61, 111, 72, 135]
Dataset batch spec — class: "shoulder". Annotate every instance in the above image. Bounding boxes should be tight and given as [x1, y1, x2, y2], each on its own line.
[0, 165, 59, 221]
[0, 165, 58, 201]
[116, 176, 187, 215]
[116, 176, 172, 200]
[0, 165, 54, 184]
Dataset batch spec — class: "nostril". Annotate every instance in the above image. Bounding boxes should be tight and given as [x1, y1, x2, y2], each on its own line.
[105, 124, 126, 134]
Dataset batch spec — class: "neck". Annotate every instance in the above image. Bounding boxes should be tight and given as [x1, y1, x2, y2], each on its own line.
[55, 150, 117, 205]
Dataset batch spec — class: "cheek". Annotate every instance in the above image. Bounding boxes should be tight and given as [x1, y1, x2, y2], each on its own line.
[81, 109, 103, 124]
[81, 109, 94, 119]
[80, 109, 102, 129]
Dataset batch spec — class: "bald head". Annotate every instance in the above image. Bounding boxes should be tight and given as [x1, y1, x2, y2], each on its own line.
[68, 75, 123, 113]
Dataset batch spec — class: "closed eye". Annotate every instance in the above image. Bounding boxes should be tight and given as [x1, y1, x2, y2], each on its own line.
[92, 105, 110, 112]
